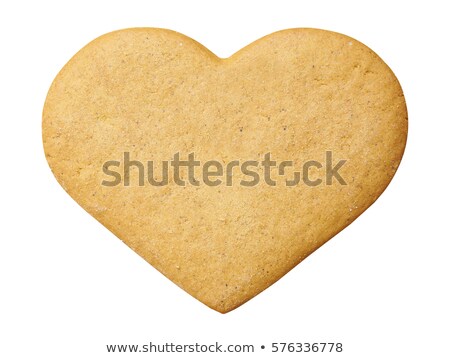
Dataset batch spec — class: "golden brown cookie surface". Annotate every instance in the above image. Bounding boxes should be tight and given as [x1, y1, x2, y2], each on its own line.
[43, 28, 407, 313]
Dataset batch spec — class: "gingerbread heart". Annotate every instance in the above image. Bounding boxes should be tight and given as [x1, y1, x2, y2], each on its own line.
[43, 28, 407, 313]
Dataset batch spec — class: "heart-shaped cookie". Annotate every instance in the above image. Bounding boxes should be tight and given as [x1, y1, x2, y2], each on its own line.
[43, 28, 407, 313]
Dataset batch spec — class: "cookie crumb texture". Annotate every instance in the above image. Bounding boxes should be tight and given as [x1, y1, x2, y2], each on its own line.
[43, 28, 407, 313]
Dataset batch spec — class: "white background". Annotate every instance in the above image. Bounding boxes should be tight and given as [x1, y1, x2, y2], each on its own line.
[1, 0, 449, 357]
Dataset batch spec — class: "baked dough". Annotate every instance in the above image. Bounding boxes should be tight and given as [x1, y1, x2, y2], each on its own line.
[43, 28, 407, 313]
